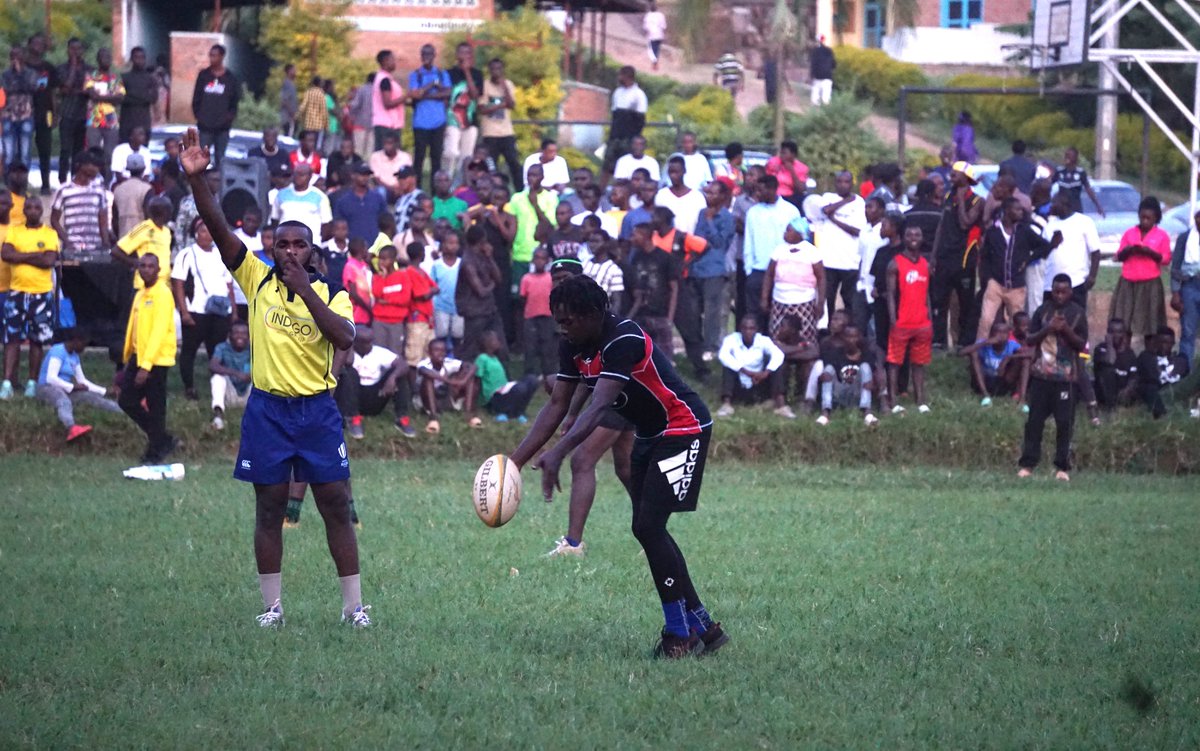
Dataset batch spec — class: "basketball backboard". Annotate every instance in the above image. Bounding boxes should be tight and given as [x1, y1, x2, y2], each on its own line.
[1031, 0, 1091, 69]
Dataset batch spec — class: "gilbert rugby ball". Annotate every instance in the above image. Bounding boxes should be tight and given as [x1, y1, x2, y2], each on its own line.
[473, 454, 522, 527]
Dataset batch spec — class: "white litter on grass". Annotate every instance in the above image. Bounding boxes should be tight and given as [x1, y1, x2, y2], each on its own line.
[123, 463, 186, 481]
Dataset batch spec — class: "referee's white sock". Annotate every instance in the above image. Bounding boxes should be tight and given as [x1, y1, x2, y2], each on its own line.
[259, 573, 282, 611]
[339, 574, 362, 616]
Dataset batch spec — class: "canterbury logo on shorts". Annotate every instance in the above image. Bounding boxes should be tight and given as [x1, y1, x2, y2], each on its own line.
[657, 438, 701, 502]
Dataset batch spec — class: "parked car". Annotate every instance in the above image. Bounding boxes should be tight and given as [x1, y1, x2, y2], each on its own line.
[1075, 180, 1143, 260]
[1160, 201, 1195, 242]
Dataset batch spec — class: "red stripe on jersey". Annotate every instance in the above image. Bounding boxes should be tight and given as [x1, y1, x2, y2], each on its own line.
[630, 326, 703, 436]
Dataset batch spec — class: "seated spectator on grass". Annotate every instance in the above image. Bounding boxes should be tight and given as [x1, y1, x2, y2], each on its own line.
[337, 325, 415, 439]
[817, 323, 878, 426]
[715, 314, 789, 418]
[960, 320, 1027, 406]
[1136, 326, 1189, 419]
[475, 330, 538, 422]
[370, 244, 411, 355]
[36, 328, 121, 441]
[417, 337, 480, 432]
[208, 320, 251, 431]
[772, 313, 821, 412]
[520, 247, 557, 388]
[1093, 318, 1139, 409]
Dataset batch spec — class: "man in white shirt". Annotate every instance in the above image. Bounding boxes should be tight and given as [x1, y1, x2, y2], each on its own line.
[416, 337, 479, 433]
[817, 170, 867, 318]
[715, 314, 788, 417]
[613, 134, 659, 182]
[604, 66, 650, 183]
[655, 156, 707, 235]
[643, 0, 667, 70]
[571, 185, 619, 237]
[109, 126, 150, 183]
[1044, 190, 1101, 309]
[743, 174, 800, 327]
[673, 131, 713, 190]
[270, 162, 332, 243]
[853, 195, 887, 331]
[522, 138, 570, 193]
[335, 325, 415, 438]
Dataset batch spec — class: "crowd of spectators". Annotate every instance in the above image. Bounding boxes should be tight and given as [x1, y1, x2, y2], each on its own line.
[0, 37, 1197, 467]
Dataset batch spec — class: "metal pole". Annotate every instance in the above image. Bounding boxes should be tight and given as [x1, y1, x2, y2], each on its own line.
[897, 88, 907, 172]
[600, 10, 608, 68]
[1095, 5, 1120, 179]
[589, 9, 597, 77]
[1141, 109, 1150, 196]
[1192, 62, 1200, 209]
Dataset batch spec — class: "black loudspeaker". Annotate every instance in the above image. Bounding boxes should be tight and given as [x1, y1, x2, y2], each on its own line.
[220, 158, 270, 227]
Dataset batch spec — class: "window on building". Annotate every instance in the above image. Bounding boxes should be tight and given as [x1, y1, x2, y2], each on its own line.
[942, 0, 983, 28]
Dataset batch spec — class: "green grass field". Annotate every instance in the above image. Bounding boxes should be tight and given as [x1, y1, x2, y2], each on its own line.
[3, 456, 1197, 748]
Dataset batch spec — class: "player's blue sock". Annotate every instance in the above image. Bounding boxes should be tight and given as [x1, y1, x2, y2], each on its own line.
[565, 536, 581, 547]
[687, 604, 714, 633]
[662, 599, 689, 638]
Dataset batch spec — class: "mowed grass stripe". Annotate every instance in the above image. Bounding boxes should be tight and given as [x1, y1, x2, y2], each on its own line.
[1, 456, 1197, 749]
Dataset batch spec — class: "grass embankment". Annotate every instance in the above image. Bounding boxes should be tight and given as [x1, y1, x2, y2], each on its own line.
[2, 458, 1198, 747]
[3, 343, 1196, 474]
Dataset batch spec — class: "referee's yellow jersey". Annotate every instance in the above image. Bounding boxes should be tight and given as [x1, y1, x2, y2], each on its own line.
[232, 248, 353, 397]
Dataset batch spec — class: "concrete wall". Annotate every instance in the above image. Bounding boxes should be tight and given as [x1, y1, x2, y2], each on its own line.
[911, 0, 1031, 28]
[881, 23, 1027, 66]
[346, 0, 494, 73]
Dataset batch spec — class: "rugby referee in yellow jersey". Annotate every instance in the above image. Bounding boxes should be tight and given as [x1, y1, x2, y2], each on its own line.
[180, 128, 371, 629]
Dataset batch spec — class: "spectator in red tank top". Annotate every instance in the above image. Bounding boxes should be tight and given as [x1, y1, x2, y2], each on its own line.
[886, 224, 933, 414]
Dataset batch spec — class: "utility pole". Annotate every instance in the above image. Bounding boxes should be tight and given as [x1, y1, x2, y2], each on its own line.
[1095, 7, 1119, 179]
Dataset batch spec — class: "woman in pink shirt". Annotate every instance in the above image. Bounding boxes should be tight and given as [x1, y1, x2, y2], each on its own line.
[1111, 196, 1171, 339]
[765, 140, 809, 209]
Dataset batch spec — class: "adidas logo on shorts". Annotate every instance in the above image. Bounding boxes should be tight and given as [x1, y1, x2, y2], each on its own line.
[657, 439, 701, 502]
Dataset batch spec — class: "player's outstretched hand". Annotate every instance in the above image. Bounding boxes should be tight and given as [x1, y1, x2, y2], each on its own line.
[532, 451, 563, 503]
[180, 128, 211, 177]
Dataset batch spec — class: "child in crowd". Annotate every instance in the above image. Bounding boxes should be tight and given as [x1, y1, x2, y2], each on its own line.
[36, 328, 122, 440]
[816, 323, 878, 426]
[1092, 317, 1139, 408]
[370, 244, 411, 354]
[1011, 311, 1031, 345]
[960, 321, 1027, 406]
[475, 330, 539, 422]
[430, 229, 463, 353]
[1136, 326, 1190, 418]
[519, 247, 557, 389]
[404, 243, 438, 372]
[209, 320, 252, 431]
[231, 207, 263, 318]
[417, 338, 481, 432]
[321, 217, 351, 284]
[253, 225, 276, 267]
[342, 237, 374, 325]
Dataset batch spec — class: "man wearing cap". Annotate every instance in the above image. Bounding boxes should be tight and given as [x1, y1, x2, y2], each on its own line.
[334, 163, 387, 244]
[809, 36, 836, 107]
[112, 152, 153, 237]
[109, 125, 149, 182]
[392, 166, 426, 235]
[930, 161, 984, 349]
[368, 132, 413, 200]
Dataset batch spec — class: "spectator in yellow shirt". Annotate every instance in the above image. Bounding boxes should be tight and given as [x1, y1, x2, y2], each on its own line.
[1, 196, 60, 400]
[113, 196, 173, 289]
[118, 252, 178, 463]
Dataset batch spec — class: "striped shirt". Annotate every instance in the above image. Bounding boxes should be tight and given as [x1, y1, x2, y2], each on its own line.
[51, 181, 107, 254]
[583, 258, 625, 296]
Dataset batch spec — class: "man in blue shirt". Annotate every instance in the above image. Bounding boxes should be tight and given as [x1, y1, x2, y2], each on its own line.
[692, 180, 736, 360]
[407, 44, 450, 192]
[333, 164, 387, 243]
[742, 174, 799, 329]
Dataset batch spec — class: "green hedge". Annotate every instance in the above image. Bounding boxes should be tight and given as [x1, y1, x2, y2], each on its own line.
[832, 46, 927, 109]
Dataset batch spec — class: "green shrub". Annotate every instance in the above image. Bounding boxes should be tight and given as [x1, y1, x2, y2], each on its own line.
[558, 146, 598, 172]
[1115, 113, 1190, 189]
[233, 91, 280, 133]
[937, 74, 1056, 142]
[832, 46, 927, 109]
[1015, 112, 1074, 149]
